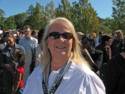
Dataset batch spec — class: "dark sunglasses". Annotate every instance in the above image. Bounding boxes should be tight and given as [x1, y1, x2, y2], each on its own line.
[47, 32, 73, 39]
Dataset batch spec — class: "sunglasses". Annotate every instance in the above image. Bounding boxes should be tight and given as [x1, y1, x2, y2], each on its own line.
[47, 32, 73, 40]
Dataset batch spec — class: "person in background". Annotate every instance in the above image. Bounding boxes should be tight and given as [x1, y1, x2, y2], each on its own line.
[0, 32, 25, 94]
[15, 29, 25, 44]
[77, 32, 98, 73]
[23, 17, 105, 94]
[96, 35, 112, 80]
[0, 27, 3, 37]
[95, 31, 103, 47]
[19, 25, 38, 84]
[103, 45, 125, 94]
[31, 30, 38, 39]
[35, 28, 44, 67]
[111, 29, 125, 57]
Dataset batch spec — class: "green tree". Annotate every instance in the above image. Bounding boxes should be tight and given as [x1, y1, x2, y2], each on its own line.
[112, 0, 125, 31]
[0, 9, 5, 29]
[67, 0, 99, 33]
[55, 0, 99, 33]
[14, 13, 28, 28]
[26, 5, 34, 16]
[45, 0, 55, 20]
[0, 9, 5, 17]
[4, 16, 16, 29]
[25, 3, 45, 30]
[98, 18, 114, 33]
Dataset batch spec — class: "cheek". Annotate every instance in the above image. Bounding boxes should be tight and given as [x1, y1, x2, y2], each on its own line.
[47, 39, 54, 51]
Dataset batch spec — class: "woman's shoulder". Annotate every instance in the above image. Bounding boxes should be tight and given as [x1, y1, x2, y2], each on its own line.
[71, 61, 102, 81]
[71, 62, 105, 93]
[23, 65, 43, 94]
[28, 65, 43, 81]
[71, 62, 92, 73]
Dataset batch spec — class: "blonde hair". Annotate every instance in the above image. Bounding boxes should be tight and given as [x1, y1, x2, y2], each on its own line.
[115, 29, 124, 39]
[40, 17, 89, 69]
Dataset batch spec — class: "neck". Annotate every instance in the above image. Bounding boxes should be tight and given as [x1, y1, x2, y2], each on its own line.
[51, 62, 63, 71]
[51, 59, 68, 71]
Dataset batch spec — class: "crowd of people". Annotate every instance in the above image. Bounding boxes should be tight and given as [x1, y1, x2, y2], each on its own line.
[0, 17, 125, 94]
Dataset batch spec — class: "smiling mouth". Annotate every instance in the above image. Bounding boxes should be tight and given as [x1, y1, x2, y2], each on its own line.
[56, 46, 66, 49]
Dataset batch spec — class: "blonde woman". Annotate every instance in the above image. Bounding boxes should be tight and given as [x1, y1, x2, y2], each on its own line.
[23, 17, 105, 94]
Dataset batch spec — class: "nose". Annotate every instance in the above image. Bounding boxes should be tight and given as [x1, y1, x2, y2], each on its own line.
[59, 36, 65, 42]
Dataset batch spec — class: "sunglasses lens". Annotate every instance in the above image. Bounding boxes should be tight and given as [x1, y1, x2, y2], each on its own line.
[62, 33, 73, 39]
[48, 32, 73, 39]
[48, 32, 60, 39]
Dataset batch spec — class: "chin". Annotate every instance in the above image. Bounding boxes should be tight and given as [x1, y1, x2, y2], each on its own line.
[54, 52, 67, 58]
[61, 52, 67, 55]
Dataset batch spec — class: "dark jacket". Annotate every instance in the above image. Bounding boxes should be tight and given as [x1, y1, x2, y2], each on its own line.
[0, 43, 25, 94]
[103, 53, 125, 94]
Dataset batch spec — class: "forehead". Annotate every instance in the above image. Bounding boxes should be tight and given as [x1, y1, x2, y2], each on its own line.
[24, 27, 31, 32]
[48, 21, 72, 33]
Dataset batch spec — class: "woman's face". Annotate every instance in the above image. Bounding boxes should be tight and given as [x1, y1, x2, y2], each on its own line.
[47, 22, 73, 61]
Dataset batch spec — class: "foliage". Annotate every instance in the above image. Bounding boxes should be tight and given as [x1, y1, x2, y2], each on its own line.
[14, 13, 28, 29]
[98, 18, 114, 33]
[0, 9, 5, 17]
[55, 0, 99, 34]
[112, 0, 125, 31]
[45, 0, 56, 20]
[0, 9, 5, 29]
[4, 16, 16, 29]
[24, 3, 44, 30]
[0, 0, 115, 34]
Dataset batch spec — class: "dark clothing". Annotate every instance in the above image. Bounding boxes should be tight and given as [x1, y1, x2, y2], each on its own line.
[96, 44, 111, 80]
[103, 54, 125, 94]
[90, 49, 103, 69]
[81, 36, 103, 70]
[111, 39, 125, 57]
[0, 44, 25, 94]
[96, 44, 110, 64]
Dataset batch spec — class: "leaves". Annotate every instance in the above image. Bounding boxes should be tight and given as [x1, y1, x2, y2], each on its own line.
[0, 1, 103, 33]
[112, 0, 125, 30]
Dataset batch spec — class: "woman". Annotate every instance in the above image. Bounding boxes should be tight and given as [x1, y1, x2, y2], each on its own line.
[23, 17, 105, 94]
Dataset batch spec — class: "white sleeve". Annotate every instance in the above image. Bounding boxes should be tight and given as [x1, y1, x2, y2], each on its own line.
[23, 66, 43, 94]
[23, 76, 33, 94]
[81, 73, 106, 94]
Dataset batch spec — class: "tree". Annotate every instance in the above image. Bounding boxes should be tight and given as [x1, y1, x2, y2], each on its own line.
[0, 9, 5, 17]
[112, 0, 125, 31]
[14, 13, 28, 28]
[4, 16, 16, 29]
[45, 0, 55, 20]
[25, 3, 45, 30]
[0, 9, 5, 29]
[26, 5, 34, 16]
[67, 0, 99, 33]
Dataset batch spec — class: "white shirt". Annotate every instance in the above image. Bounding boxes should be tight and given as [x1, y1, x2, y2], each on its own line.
[19, 36, 38, 83]
[23, 62, 105, 94]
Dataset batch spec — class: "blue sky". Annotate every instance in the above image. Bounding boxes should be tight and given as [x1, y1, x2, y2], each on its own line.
[0, 0, 113, 18]
[90, 0, 113, 18]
